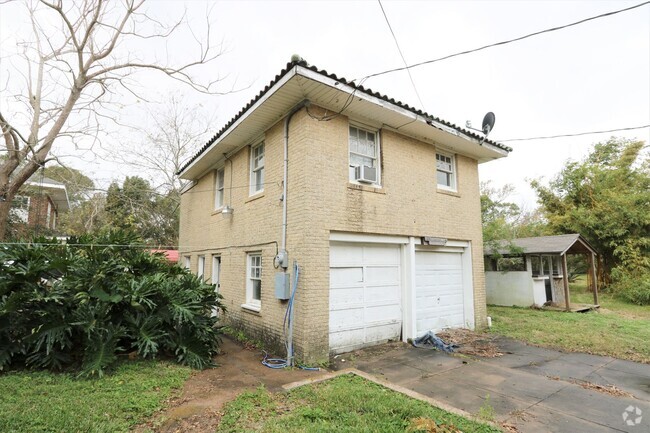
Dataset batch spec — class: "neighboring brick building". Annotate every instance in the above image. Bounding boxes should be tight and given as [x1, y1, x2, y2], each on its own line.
[10, 176, 70, 236]
[178, 59, 511, 362]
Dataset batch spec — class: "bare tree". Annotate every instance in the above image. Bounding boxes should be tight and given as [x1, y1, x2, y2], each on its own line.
[112, 94, 212, 195]
[0, 0, 226, 239]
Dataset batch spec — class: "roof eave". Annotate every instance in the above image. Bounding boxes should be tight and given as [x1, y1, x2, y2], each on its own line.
[179, 61, 511, 180]
[178, 66, 299, 179]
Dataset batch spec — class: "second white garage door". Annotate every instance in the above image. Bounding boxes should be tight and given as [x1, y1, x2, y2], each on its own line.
[329, 242, 402, 354]
[415, 250, 465, 336]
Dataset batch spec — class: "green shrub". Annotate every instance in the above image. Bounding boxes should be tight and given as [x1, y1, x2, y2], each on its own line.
[609, 237, 650, 305]
[610, 270, 650, 305]
[0, 231, 225, 376]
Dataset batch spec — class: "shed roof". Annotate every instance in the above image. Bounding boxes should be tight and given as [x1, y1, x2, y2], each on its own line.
[486, 234, 598, 256]
[178, 58, 511, 179]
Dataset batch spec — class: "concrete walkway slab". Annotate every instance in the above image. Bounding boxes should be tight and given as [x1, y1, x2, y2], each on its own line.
[334, 336, 650, 433]
[537, 386, 650, 432]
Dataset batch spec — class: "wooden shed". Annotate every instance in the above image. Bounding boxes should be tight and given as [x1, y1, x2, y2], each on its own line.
[484, 234, 599, 311]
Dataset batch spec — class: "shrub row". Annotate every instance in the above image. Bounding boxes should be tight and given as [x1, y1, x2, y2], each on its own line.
[0, 231, 224, 376]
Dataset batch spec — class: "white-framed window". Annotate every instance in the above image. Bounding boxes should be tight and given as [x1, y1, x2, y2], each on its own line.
[436, 152, 456, 190]
[250, 142, 265, 195]
[244, 253, 262, 310]
[197, 255, 205, 279]
[215, 168, 225, 209]
[183, 256, 191, 269]
[348, 125, 380, 184]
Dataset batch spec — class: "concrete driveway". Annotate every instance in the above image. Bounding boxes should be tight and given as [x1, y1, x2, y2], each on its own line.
[333, 337, 650, 432]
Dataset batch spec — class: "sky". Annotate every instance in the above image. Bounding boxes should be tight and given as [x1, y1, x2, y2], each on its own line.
[1, 0, 649, 209]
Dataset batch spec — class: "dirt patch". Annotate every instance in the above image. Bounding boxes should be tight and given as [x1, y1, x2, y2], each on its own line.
[500, 421, 521, 432]
[329, 341, 405, 369]
[547, 376, 635, 398]
[406, 417, 464, 432]
[136, 336, 324, 433]
[437, 329, 504, 358]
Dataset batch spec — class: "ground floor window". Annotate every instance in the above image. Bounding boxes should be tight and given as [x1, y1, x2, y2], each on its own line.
[245, 253, 262, 310]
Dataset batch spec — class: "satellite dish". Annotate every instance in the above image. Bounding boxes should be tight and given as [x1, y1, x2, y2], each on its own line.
[482, 112, 496, 136]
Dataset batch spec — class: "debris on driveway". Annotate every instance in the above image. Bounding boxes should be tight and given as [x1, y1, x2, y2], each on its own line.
[437, 329, 504, 358]
[412, 331, 458, 352]
[547, 376, 635, 398]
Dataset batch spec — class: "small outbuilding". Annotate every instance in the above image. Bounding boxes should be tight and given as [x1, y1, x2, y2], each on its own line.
[484, 234, 599, 311]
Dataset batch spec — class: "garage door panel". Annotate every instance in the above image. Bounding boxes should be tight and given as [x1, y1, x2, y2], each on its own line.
[365, 322, 401, 342]
[365, 283, 400, 303]
[329, 329, 364, 350]
[363, 245, 400, 264]
[365, 303, 401, 323]
[415, 251, 466, 336]
[330, 244, 363, 266]
[329, 242, 402, 354]
[330, 267, 363, 287]
[330, 286, 364, 306]
[329, 308, 364, 331]
[364, 266, 400, 283]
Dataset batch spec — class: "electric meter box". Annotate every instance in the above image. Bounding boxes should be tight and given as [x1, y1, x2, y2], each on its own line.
[275, 272, 291, 300]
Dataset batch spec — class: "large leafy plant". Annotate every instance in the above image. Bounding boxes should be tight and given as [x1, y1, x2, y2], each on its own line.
[0, 231, 224, 376]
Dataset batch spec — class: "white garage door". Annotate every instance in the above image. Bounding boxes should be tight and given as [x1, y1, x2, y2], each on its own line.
[415, 250, 465, 336]
[329, 242, 402, 354]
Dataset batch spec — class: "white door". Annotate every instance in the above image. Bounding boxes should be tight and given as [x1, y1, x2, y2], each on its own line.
[329, 242, 402, 354]
[415, 250, 465, 336]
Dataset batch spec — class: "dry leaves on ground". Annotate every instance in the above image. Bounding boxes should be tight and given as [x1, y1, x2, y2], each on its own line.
[437, 329, 504, 358]
[500, 421, 521, 432]
[407, 417, 464, 432]
[547, 376, 635, 398]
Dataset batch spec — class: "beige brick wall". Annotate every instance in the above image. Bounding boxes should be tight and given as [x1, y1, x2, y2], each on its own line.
[179, 105, 488, 362]
[179, 113, 312, 354]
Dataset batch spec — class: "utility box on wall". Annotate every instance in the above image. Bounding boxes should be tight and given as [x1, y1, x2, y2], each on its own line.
[275, 272, 291, 300]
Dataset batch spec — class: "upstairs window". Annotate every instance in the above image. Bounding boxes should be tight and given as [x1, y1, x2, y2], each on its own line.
[215, 168, 225, 209]
[349, 125, 380, 184]
[436, 152, 456, 190]
[250, 142, 265, 194]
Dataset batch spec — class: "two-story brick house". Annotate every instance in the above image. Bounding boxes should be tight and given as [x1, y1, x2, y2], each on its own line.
[10, 176, 69, 236]
[178, 58, 511, 362]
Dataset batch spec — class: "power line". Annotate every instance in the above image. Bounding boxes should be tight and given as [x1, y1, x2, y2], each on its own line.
[498, 124, 650, 142]
[362, 1, 650, 81]
[377, 0, 426, 111]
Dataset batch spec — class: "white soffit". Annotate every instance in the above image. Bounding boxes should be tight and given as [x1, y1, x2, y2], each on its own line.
[180, 65, 508, 180]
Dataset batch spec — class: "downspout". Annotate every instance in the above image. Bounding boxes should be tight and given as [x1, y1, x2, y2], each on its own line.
[278, 99, 310, 267]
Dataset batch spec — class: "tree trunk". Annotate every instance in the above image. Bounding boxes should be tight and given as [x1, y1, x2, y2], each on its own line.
[0, 199, 12, 241]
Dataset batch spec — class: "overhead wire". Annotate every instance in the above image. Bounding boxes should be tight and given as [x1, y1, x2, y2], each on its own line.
[306, 2, 649, 126]
[377, 0, 426, 111]
[0, 240, 279, 252]
[498, 124, 650, 142]
[360, 1, 650, 81]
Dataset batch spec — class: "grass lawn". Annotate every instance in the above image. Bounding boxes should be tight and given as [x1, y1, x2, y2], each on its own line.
[0, 361, 191, 433]
[488, 276, 650, 363]
[217, 374, 500, 433]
